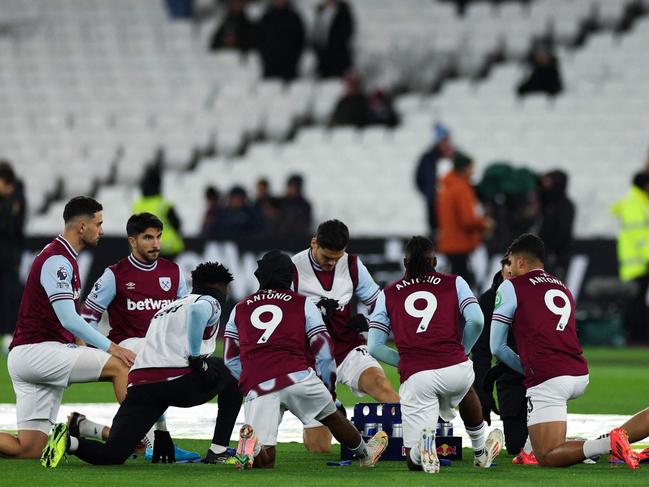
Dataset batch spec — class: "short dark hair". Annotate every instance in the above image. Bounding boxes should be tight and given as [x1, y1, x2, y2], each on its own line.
[126, 213, 163, 237]
[191, 261, 234, 289]
[507, 233, 545, 264]
[63, 196, 103, 223]
[404, 236, 435, 278]
[0, 162, 16, 185]
[632, 172, 649, 190]
[315, 219, 349, 251]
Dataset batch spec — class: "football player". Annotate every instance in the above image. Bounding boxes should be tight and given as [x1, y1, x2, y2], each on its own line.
[490, 233, 637, 468]
[0, 197, 134, 459]
[76, 213, 242, 463]
[224, 250, 388, 469]
[368, 236, 503, 473]
[41, 262, 240, 467]
[292, 220, 399, 452]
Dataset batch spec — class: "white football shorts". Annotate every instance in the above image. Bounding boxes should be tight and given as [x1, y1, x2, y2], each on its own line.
[303, 345, 383, 429]
[399, 360, 474, 449]
[526, 374, 589, 426]
[244, 370, 337, 446]
[8, 342, 111, 433]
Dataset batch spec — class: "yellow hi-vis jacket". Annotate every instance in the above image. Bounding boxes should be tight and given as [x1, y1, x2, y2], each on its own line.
[133, 195, 185, 256]
[611, 185, 649, 281]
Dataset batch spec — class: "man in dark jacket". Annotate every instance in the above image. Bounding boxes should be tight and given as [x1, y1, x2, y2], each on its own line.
[472, 255, 528, 456]
[0, 162, 26, 354]
[538, 170, 575, 279]
[257, 0, 305, 81]
[209, 0, 255, 52]
[517, 45, 563, 97]
[312, 0, 354, 78]
[415, 123, 453, 238]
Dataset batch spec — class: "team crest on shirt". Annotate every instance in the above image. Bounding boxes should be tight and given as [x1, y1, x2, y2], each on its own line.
[126, 282, 136, 290]
[57, 266, 68, 281]
[159, 277, 172, 291]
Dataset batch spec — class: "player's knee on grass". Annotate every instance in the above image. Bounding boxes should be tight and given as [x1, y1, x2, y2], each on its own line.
[11, 430, 49, 459]
[254, 446, 276, 468]
[405, 448, 422, 471]
[303, 427, 332, 453]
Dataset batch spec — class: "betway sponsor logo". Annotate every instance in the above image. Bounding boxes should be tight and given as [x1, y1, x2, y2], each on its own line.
[127, 298, 174, 311]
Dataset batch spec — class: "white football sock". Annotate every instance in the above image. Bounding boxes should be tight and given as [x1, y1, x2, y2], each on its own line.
[466, 421, 486, 454]
[409, 445, 422, 465]
[583, 436, 610, 458]
[79, 418, 105, 440]
[523, 437, 533, 454]
[209, 444, 227, 454]
[349, 438, 369, 459]
[69, 436, 79, 452]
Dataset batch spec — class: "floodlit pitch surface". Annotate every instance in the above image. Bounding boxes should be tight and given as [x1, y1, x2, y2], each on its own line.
[0, 347, 647, 485]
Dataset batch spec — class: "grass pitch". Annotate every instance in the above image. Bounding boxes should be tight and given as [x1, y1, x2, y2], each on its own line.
[1, 347, 648, 486]
[2, 346, 648, 413]
[2, 441, 647, 487]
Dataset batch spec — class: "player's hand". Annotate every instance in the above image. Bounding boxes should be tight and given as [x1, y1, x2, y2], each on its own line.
[316, 298, 339, 320]
[345, 314, 369, 332]
[188, 355, 221, 389]
[152, 430, 176, 463]
[108, 343, 136, 367]
[482, 363, 507, 419]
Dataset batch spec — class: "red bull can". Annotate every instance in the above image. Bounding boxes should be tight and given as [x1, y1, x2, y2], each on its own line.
[364, 423, 378, 437]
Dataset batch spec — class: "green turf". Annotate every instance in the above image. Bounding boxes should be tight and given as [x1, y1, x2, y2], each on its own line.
[2, 347, 649, 485]
[2, 441, 646, 487]
[1, 346, 648, 413]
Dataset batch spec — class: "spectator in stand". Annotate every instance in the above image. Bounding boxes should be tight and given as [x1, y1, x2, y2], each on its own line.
[538, 170, 575, 279]
[276, 174, 312, 240]
[367, 88, 399, 128]
[436, 153, 493, 287]
[611, 172, 649, 344]
[415, 123, 454, 238]
[209, 0, 255, 52]
[218, 186, 263, 239]
[257, 0, 305, 81]
[312, 0, 354, 78]
[517, 44, 563, 97]
[201, 186, 224, 239]
[259, 196, 284, 240]
[330, 73, 369, 127]
[0, 161, 26, 355]
[132, 165, 184, 259]
[254, 177, 271, 210]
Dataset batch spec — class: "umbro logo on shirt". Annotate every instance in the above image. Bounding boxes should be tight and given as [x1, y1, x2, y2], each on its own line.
[126, 282, 136, 290]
